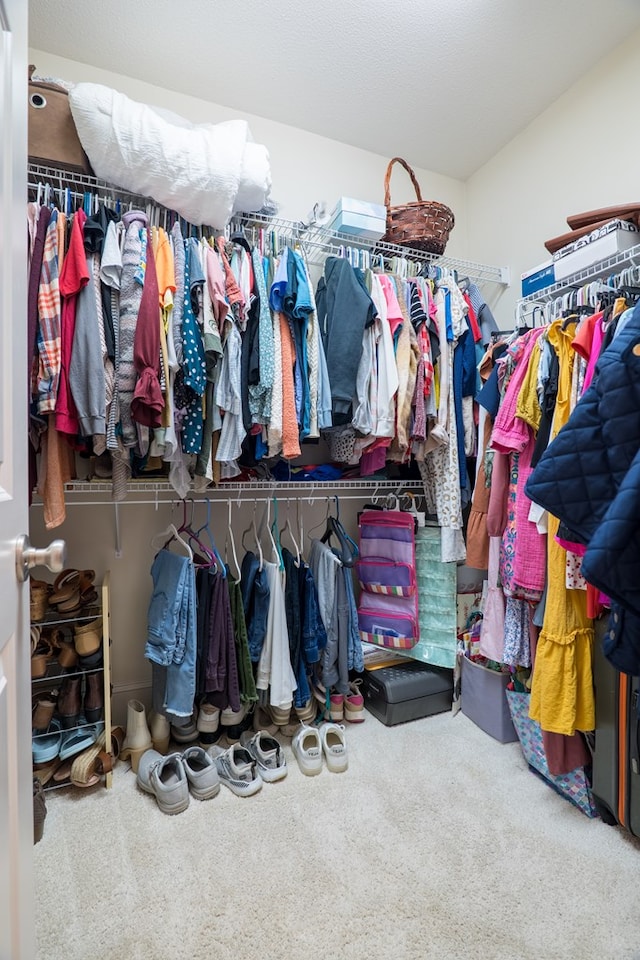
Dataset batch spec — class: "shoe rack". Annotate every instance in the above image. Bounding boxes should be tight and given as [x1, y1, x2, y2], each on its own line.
[31, 571, 113, 790]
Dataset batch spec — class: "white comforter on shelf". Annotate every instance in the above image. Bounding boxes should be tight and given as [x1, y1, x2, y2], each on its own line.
[68, 82, 271, 228]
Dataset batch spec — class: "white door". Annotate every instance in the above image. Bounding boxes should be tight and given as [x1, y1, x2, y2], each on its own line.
[0, 1, 32, 957]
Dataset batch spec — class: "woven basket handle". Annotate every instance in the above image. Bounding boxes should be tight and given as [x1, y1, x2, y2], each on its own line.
[384, 157, 424, 211]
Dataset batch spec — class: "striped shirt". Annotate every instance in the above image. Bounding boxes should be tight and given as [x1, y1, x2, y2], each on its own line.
[35, 210, 61, 413]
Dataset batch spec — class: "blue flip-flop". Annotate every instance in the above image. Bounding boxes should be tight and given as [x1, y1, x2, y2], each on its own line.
[59, 724, 101, 762]
[32, 718, 63, 764]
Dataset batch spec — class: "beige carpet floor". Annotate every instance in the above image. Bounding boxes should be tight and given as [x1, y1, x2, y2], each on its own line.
[34, 709, 640, 960]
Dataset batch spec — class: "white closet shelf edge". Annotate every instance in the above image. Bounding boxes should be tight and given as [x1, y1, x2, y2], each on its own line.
[517, 241, 640, 308]
[27, 162, 510, 289]
[30, 478, 426, 503]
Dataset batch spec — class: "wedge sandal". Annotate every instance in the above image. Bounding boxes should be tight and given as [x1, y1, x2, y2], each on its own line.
[70, 729, 111, 788]
[72, 617, 102, 656]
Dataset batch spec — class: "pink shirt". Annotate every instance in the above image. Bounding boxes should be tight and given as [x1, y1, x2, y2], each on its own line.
[377, 275, 404, 341]
[56, 209, 88, 436]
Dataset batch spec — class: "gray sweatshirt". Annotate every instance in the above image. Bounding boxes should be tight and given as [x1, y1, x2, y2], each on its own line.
[69, 254, 106, 436]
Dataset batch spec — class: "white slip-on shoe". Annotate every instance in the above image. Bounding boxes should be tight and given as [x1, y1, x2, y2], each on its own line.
[291, 724, 323, 777]
[137, 750, 190, 814]
[220, 702, 253, 743]
[170, 713, 199, 744]
[207, 743, 263, 797]
[182, 746, 221, 800]
[240, 730, 287, 782]
[319, 723, 348, 773]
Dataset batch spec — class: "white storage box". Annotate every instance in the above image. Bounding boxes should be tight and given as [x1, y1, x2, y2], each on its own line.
[328, 197, 386, 241]
[521, 259, 556, 297]
[553, 219, 640, 280]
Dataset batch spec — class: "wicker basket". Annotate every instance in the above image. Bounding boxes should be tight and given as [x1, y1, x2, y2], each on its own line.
[380, 157, 455, 255]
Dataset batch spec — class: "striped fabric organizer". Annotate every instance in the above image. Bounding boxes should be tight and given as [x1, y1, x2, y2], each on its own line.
[357, 510, 419, 650]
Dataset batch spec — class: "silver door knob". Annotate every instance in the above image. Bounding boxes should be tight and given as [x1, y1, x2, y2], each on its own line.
[15, 534, 66, 582]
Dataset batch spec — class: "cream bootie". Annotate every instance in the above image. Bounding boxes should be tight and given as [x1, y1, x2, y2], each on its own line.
[120, 700, 152, 773]
[148, 709, 171, 755]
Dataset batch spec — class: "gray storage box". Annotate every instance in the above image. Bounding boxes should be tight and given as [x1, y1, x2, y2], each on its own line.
[460, 656, 518, 743]
[362, 661, 453, 726]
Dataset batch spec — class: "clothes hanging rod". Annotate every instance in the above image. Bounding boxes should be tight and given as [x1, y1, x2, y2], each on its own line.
[517, 242, 640, 308]
[32, 493, 415, 507]
[233, 212, 510, 286]
[30, 478, 424, 507]
[28, 162, 155, 210]
[27, 161, 510, 287]
[52, 478, 424, 494]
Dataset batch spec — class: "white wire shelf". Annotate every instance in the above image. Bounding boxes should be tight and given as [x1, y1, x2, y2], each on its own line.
[54, 478, 425, 500]
[27, 162, 510, 289]
[518, 241, 640, 307]
[235, 213, 511, 287]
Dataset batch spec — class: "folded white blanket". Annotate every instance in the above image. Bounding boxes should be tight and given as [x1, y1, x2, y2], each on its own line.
[69, 82, 271, 228]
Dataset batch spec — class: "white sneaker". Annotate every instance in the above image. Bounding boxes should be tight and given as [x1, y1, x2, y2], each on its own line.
[197, 702, 220, 733]
[207, 743, 263, 797]
[240, 730, 287, 783]
[291, 724, 323, 777]
[220, 702, 250, 727]
[319, 723, 348, 773]
[197, 702, 221, 748]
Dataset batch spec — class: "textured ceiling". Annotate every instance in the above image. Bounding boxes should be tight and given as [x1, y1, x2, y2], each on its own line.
[29, 0, 640, 181]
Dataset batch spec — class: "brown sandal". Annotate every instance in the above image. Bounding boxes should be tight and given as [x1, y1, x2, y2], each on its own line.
[49, 569, 81, 605]
[110, 725, 125, 760]
[56, 591, 82, 616]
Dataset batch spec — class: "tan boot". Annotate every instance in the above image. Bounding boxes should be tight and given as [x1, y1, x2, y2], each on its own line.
[148, 709, 170, 754]
[120, 700, 152, 773]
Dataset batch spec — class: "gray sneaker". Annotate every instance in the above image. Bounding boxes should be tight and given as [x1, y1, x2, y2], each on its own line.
[182, 746, 220, 800]
[240, 730, 288, 783]
[207, 743, 263, 797]
[137, 750, 190, 815]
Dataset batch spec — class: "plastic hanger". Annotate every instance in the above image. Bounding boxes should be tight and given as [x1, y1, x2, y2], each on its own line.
[270, 498, 285, 572]
[177, 499, 216, 567]
[402, 491, 426, 529]
[193, 498, 226, 575]
[280, 500, 301, 566]
[150, 523, 193, 561]
[320, 497, 359, 567]
[241, 501, 264, 571]
[256, 499, 281, 570]
[308, 497, 332, 540]
[224, 499, 242, 584]
[297, 501, 304, 561]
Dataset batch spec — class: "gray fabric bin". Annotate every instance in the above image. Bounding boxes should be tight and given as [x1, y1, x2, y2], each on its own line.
[460, 655, 518, 743]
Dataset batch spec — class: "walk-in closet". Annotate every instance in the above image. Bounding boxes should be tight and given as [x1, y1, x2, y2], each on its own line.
[5, 2, 640, 959]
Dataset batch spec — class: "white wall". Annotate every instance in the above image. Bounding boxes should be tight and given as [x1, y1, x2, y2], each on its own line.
[29, 49, 469, 259]
[466, 27, 640, 328]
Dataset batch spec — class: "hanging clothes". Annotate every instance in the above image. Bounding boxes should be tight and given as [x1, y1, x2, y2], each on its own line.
[316, 256, 376, 425]
[56, 207, 88, 438]
[255, 560, 297, 710]
[146, 548, 197, 720]
[527, 319, 594, 736]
